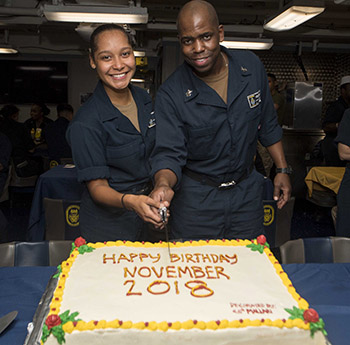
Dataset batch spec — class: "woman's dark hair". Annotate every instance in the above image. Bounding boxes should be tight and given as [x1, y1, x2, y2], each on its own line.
[0, 104, 19, 119]
[89, 24, 133, 60]
[33, 102, 50, 116]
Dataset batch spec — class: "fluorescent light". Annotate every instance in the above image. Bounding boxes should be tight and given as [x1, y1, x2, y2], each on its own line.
[264, 0, 325, 32]
[131, 78, 146, 83]
[0, 47, 18, 54]
[221, 38, 273, 50]
[43, 4, 148, 24]
[134, 51, 146, 57]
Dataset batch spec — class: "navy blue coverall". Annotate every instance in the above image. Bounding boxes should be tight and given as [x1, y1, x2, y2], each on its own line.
[335, 108, 350, 237]
[151, 46, 282, 241]
[67, 81, 156, 242]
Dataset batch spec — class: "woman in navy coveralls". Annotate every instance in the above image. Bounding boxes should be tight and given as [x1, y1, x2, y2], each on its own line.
[67, 24, 163, 242]
[335, 108, 350, 237]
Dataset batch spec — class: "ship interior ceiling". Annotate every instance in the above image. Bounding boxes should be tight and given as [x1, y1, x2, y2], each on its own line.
[1, 0, 348, 242]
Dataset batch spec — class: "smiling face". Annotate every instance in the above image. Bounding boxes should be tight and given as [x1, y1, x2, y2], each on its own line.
[89, 29, 136, 98]
[177, 3, 224, 78]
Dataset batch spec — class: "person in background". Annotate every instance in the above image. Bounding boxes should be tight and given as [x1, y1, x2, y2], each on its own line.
[44, 103, 74, 164]
[150, 0, 291, 241]
[334, 108, 350, 237]
[66, 24, 163, 243]
[322, 75, 350, 166]
[24, 102, 53, 147]
[267, 73, 286, 126]
[0, 132, 11, 195]
[0, 104, 41, 177]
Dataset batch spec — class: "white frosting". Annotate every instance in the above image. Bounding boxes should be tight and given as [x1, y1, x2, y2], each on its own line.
[44, 241, 327, 345]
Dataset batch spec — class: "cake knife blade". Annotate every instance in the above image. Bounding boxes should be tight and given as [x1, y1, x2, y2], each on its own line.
[159, 206, 171, 258]
[0, 310, 17, 334]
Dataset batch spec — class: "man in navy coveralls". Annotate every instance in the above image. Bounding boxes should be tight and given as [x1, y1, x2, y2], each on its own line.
[150, 0, 291, 241]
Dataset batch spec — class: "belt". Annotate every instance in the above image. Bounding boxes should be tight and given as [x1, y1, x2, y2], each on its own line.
[122, 181, 153, 195]
[183, 166, 253, 190]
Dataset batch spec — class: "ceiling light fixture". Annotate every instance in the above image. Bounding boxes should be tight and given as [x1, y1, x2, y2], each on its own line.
[43, 4, 148, 24]
[0, 46, 18, 54]
[264, 0, 325, 32]
[221, 38, 273, 50]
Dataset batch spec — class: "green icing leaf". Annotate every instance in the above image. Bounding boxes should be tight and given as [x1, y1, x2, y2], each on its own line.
[285, 306, 304, 320]
[53, 264, 62, 278]
[77, 244, 95, 255]
[51, 325, 65, 344]
[41, 324, 49, 343]
[246, 243, 264, 254]
[309, 318, 327, 338]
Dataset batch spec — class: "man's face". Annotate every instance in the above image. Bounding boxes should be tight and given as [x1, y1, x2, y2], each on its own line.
[268, 77, 276, 93]
[178, 12, 224, 78]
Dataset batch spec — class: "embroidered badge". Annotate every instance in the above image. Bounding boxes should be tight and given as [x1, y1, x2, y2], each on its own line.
[185, 89, 193, 97]
[247, 90, 261, 108]
[66, 205, 80, 227]
[148, 118, 156, 128]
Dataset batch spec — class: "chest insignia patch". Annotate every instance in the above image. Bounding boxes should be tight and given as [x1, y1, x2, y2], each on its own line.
[185, 89, 193, 97]
[247, 90, 261, 109]
[241, 66, 248, 72]
[148, 117, 156, 128]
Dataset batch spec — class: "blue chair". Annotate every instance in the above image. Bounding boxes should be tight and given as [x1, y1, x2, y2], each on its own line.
[0, 240, 72, 267]
[280, 237, 350, 264]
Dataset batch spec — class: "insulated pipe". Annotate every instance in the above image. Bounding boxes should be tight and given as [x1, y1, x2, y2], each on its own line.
[0, 7, 42, 16]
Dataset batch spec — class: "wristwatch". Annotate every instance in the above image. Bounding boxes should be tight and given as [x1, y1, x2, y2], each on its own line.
[275, 166, 293, 175]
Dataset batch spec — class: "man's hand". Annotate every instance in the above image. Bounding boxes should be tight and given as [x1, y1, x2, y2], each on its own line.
[273, 173, 292, 209]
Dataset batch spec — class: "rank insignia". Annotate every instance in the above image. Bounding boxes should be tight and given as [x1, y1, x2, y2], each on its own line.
[241, 66, 248, 72]
[185, 89, 193, 97]
[148, 117, 156, 128]
[247, 90, 261, 108]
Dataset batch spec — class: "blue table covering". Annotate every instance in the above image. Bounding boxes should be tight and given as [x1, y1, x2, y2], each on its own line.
[1, 263, 350, 345]
[27, 165, 83, 241]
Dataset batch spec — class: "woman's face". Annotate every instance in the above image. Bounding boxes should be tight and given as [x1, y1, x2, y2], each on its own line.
[30, 104, 43, 120]
[90, 29, 136, 94]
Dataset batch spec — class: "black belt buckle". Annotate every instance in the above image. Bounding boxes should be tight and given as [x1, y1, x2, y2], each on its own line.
[218, 180, 237, 189]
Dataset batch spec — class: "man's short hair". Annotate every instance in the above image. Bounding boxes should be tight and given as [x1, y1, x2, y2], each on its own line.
[57, 103, 73, 115]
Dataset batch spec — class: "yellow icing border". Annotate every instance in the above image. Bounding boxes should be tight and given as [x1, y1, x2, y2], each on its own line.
[48, 239, 310, 336]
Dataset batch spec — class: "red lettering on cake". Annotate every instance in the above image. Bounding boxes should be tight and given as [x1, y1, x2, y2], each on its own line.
[103, 254, 116, 264]
[124, 280, 142, 296]
[170, 253, 180, 263]
[166, 266, 176, 278]
[225, 254, 238, 265]
[192, 266, 205, 278]
[185, 280, 214, 298]
[174, 280, 180, 294]
[219, 255, 230, 264]
[129, 253, 138, 262]
[118, 254, 131, 263]
[139, 253, 148, 262]
[215, 266, 230, 280]
[193, 253, 202, 263]
[124, 267, 137, 278]
[149, 253, 161, 263]
[210, 254, 219, 263]
[147, 280, 170, 295]
[138, 267, 152, 278]
[185, 254, 196, 263]
[151, 266, 164, 278]
[201, 254, 211, 263]
[178, 266, 193, 278]
[205, 266, 216, 279]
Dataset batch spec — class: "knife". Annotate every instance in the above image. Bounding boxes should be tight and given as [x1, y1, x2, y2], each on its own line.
[0, 310, 18, 334]
[159, 206, 171, 258]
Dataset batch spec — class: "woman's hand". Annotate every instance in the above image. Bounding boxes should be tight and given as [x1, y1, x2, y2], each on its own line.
[123, 194, 164, 227]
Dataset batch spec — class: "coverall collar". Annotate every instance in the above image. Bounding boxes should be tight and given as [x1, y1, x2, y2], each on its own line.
[94, 80, 152, 135]
[181, 46, 252, 108]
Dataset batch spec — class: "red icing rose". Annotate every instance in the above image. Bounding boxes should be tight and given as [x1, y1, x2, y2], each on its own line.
[256, 235, 266, 245]
[74, 237, 86, 247]
[303, 308, 319, 323]
[45, 314, 61, 330]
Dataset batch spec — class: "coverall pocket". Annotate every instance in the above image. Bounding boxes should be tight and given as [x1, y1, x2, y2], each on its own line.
[106, 140, 141, 168]
[186, 126, 217, 159]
